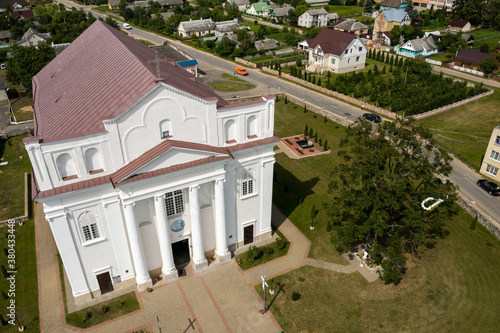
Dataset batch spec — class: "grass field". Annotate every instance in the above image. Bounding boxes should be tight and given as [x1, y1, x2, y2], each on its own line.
[0, 219, 39, 332]
[428, 53, 453, 62]
[0, 135, 32, 220]
[471, 28, 500, 40]
[10, 96, 33, 122]
[472, 37, 500, 54]
[416, 88, 500, 170]
[322, 5, 363, 17]
[210, 81, 255, 91]
[273, 100, 348, 264]
[257, 209, 500, 332]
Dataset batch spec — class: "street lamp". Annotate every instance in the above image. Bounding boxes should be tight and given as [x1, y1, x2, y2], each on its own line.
[261, 276, 268, 313]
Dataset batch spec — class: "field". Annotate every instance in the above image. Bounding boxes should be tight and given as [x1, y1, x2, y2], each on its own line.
[471, 28, 500, 40]
[322, 5, 364, 18]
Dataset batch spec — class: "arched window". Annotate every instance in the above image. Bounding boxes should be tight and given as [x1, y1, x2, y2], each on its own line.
[241, 170, 255, 197]
[247, 116, 257, 138]
[160, 119, 172, 138]
[224, 119, 236, 143]
[78, 211, 101, 243]
[56, 153, 77, 180]
[84, 148, 104, 174]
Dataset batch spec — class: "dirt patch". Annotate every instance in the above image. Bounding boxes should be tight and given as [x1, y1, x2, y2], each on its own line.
[19, 106, 33, 112]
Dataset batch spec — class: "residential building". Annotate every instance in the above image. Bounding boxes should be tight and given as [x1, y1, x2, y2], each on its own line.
[17, 28, 51, 47]
[214, 19, 240, 37]
[270, 7, 288, 21]
[0, 0, 26, 11]
[107, 0, 120, 9]
[10, 9, 33, 20]
[226, 0, 250, 11]
[332, 18, 369, 35]
[448, 18, 471, 32]
[125, 0, 183, 10]
[379, 0, 407, 10]
[452, 49, 497, 74]
[395, 36, 438, 56]
[246, 2, 272, 17]
[178, 18, 216, 37]
[307, 27, 368, 74]
[24, 20, 278, 301]
[298, 8, 329, 28]
[254, 38, 278, 51]
[480, 126, 500, 180]
[305, 0, 329, 5]
[372, 9, 411, 44]
[413, 0, 454, 11]
[0, 30, 11, 44]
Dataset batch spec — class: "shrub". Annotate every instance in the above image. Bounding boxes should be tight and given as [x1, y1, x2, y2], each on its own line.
[318, 138, 322, 146]
[80, 311, 91, 323]
[275, 237, 288, 250]
[303, 104, 307, 113]
[285, 138, 293, 145]
[323, 140, 328, 151]
[295, 147, 304, 155]
[99, 305, 110, 314]
[118, 301, 125, 308]
[326, 222, 332, 232]
[262, 246, 274, 255]
[284, 95, 288, 104]
[324, 115, 327, 123]
[247, 245, 263, 260]
[486, 241, 494, 247]
[292, 291, 301, 301]
[470, 217, 477, 230]
[309, 149, 314, 152]
[298, 276, 305, 282]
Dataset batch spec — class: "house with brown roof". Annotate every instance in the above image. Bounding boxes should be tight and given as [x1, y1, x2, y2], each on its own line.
[448, 18, 471, 32]
[23, 20, 278, 302]
[306, 27, 368, 74]
[379, 0, 407, 10]
[452, 49, 497, 75]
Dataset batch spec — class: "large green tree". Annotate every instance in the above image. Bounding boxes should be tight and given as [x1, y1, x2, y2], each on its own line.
[452, 0, 483, 25]
[480, 57, 499, 74]
[363, 0, 373, 14]
[6, 43, 56, 91]
[327, 117, 458, 284]
[404, 0, 418, 21]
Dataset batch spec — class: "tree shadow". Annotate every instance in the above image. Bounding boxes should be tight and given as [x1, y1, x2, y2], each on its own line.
[266, 281, 286, 311]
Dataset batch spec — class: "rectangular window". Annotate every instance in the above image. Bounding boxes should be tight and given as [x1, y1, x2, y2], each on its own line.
[79, 212, 101, 243]
[491, 150, 500, 162]
[242, 179, 254, 196]
[345, 50, 348, 55]
[331, 58, 335, 64]
[495, 136, 500, 145]
[348, 58, 351, 64]
[356, 56, 360, 62]
[359, 47, 362, 52]
[165, 190, 184, 216]
[486, 164, 499, 176]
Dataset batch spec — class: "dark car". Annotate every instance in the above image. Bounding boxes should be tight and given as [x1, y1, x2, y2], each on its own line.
[477, 179, 500, 196]
[362, 113, 382, 123]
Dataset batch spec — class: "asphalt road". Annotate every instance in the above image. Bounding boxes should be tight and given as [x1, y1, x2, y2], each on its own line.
[54, 1, 500, 226]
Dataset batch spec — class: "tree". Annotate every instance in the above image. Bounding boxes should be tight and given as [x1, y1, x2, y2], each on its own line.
[480, 57, 499, 75]
[327, 118, 458, 284]
[363, 0, 373, 14]
[452, 0, 483, 25]
[7, 43, 56, 91]
[405, 0, 418, 21]
[295, 5, 308, 18]
[287, 9, 298, 23]
[216, 37, 236, 57]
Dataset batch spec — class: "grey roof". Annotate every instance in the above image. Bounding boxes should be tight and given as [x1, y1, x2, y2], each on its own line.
[179, 18, 216, 33]
[17, 28, 51, 45]
[283, 4, 294, 10]
[327, 12, 340, 20]
[305, 0, 329, 5]
[159, 0, 184, 5]
[108, 0, 120, 6]
[333, 18, 367, 32]
[228, 0, 250, 6]
[272, 8, 287, 16]
[161, 12, 174, 20]
[254, 38, 277, 51]
[0, 30, 11, 38]
[382, 9, 409, 23]
[404, 36, 437, 52]
[215, 19, 239, 33]
[304, 8, 328, 16]
[52, 43, 70, 54]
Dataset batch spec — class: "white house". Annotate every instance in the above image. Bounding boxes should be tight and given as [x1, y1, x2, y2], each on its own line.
[24, 21, 278, 302]
[298, 8, 329, 28]
[397, 35, 438, 56]
[306, 27, 368, 74]
[178, 18, 216, 37]
[214, 19, 240, 37]
[246, 2, 272, 17]
[17, 28, 51, 47]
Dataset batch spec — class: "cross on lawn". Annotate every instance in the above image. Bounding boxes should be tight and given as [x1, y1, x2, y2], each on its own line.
[148, 50, 166, 81]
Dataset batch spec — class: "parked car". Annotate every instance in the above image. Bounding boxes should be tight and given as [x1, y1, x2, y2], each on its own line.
[477, 179, 500, 196]
[235, 66, 248, 76]
[123, 23, 132, 30]
[362, 113, 381, 123]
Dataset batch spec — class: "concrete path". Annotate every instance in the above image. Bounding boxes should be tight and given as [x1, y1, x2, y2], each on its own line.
[432, 65, 500, 88]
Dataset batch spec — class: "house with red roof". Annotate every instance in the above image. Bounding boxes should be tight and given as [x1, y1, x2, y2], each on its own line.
[306, 27, 368, 74]
[23, 20, 278, 301]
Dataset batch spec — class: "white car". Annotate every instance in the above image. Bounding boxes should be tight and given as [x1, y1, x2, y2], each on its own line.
[123, 23, 132, 30]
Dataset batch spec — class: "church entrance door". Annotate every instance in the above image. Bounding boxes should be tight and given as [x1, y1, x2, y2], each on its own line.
[244, 225, 254, 245]
[172, 238, 190, 275]
[96, 272, 114, 295]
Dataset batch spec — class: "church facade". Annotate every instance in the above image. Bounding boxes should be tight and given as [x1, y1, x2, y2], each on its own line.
[24, 21, 278, 301]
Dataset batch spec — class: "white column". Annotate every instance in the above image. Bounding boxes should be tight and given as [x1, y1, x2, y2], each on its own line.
[123, 203, 150, 285]
[189, 185, 207, 269]
[214, 178, 229, 259]
[154, 194, 177, 277]
[47, 213, 90, 299]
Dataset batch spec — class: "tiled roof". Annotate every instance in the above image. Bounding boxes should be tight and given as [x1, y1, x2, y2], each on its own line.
[449, 18, 469, 28]
[32, 20, 227, 143]
[381, 9, 408, 23]
[454, 49, 496, 65]
[380, 0, 404, 7]
[33, 136, 279, 199]
[11, 9, 33, 19]
[308, 27, 357, 56]
[332, 18, 368, 32]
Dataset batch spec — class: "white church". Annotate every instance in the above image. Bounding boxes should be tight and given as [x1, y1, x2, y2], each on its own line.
[24, 20, 278, 302]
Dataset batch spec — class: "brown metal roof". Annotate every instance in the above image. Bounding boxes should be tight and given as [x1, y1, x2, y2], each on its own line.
[455, 49, 496, 65]
[380, 0, 404, 7]
[307, 28, 356, 56]
[32, 20, 228, 143]
[449, 18, 469, 28]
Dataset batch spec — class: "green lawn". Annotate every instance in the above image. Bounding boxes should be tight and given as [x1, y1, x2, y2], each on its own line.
[222, 73, 246, 82]
[471, 28, 500, 40]
[66, 292, 140, 328]
[258, 209, 500, 332]
[137, 39, 155, 46]
[323, 5, 363, 17]
[11, 96, 33, 122]
[273, 100, 347, 264]
[416, 88, 500, 170]
[210, 82, 255, 91]
[472, 37, 500, 54]
[428, 53, 453, 62]
[0, 135, 32, 220]
[0, 218, 39, 331]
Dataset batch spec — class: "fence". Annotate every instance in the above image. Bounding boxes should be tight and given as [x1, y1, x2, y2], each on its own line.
[452, 65, 485, 77]
[425, 58, 442, 66]
[234, 57, 258, 68]
[456, 196, 500, 240]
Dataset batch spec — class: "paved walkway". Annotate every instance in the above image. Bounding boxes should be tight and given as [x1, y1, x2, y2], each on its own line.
[36, 199, 377, 332]
[431, 65, 500, 88]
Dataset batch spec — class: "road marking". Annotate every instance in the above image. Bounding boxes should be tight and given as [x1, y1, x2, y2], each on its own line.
[465, 177, 491, 199]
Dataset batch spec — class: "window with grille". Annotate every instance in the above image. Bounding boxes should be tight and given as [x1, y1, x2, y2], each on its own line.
[165, 190, 184, 216]
[241, 171, 255, 197]
[79, 212, 101, 243]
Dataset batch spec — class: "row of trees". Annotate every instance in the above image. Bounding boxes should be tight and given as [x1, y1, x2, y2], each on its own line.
[453, 0, 500, 28]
